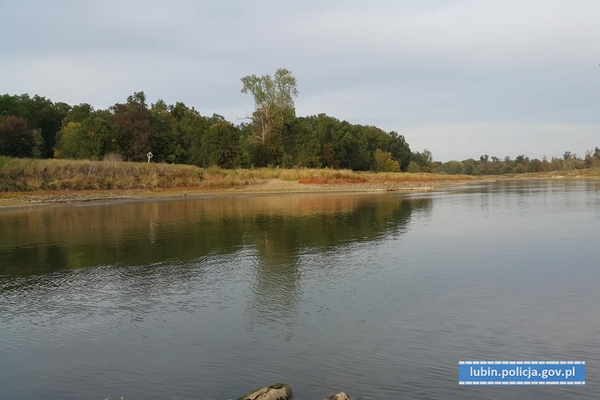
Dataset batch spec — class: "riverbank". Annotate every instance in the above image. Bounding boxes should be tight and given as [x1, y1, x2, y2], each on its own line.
[0, 157, 471, 191]
[0, 157, 474, 208]
[1, 157, 598, 209]
[0, 177, 472, 210]
[500, 167, 600, 180]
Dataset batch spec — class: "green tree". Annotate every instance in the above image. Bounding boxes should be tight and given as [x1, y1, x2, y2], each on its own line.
[199, 121, 242, 168]
[55, 113, 118, 160]
[320, 142, 340, 169]
[149, 100, 184, 163]
[462, 158, 477, 175]
[438, 160, 464, 174]
[289, 119, 321, 168]
[529, 158, 542, 172]
[171, 104, 210, 166]
[331, 121, 360, 169]
[584, 147, 600, 167]
[55, 122, 85, 159]
[0, 116, 42, 157]
[385, 131, 412, 171]
[64, 103, 94, 124]
[0, 94, 70, 158]
[110, 92, 154, 162]
[241, 68, 298, 142]
[249, 129, 285, 167]
[373, 149, 400, 172]
[406, 161, 421, 173]
[412, 149, 433, 172]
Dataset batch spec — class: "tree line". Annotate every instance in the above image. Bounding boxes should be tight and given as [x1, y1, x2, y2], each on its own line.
[1, 68, 598, 174]
[0, 69, 411, 172]
[0, 93, 411, 171]
[409, 151, 600, 175]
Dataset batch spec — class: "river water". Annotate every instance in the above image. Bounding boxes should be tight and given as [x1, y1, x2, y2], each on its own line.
[1, 180, 599, 399]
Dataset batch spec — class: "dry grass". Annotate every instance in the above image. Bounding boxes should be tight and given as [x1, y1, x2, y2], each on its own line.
[503, 167, 600, 179]
[360, 171, 473, 182]
[0, 157, 203, 192]
[0, 157, 474, 193]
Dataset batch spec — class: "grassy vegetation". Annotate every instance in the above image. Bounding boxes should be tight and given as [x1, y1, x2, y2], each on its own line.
[0, 156, 203, 191]
[504, 167, 600, 179]
[3, 156, 597, 194]
[0, 157, 474, 192]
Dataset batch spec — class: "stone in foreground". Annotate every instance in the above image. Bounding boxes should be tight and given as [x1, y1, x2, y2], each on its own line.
[237, 383, 293, 400]
[327, 392, 351, 400]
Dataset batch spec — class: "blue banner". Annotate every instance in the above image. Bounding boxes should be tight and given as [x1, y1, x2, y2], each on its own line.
[459, 361, 585, 385]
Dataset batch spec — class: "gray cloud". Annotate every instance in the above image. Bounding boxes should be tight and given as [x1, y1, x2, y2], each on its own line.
[1, 0, 599, 161]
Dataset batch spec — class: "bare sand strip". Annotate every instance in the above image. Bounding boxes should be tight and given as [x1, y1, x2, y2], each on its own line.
[0, 178, 473, 210]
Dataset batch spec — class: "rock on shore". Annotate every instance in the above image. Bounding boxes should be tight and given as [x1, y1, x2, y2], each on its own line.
[236, 384, 352, 400]
[327, 392, 351, 400]
[237, 383, 292, 400]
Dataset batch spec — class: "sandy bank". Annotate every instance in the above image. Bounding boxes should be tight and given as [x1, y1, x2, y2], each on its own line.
[0, 178, 472, 210]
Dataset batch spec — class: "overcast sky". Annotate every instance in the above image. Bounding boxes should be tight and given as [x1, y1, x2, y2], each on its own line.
[1, 1, 599, 161]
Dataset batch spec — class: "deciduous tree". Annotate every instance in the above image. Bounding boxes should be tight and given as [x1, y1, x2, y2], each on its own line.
[199, 121, 242, 168]
[373, 148, 400, 172]
[0, 116, 42, 158]
[110, 92, 153, 162]
[0, 94, 70, 158]
[241, 68, 298, 142]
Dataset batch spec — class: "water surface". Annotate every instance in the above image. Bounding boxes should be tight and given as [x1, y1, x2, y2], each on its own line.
[1, 181, 599, 399]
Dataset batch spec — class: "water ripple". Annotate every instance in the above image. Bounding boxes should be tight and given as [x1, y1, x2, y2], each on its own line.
[1, 185, 599, 399]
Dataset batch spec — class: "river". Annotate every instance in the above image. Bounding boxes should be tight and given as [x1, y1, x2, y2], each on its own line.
[1, 180, 598, 399]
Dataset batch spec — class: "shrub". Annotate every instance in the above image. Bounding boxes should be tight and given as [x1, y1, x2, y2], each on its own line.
[406, 161, 421, 173]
